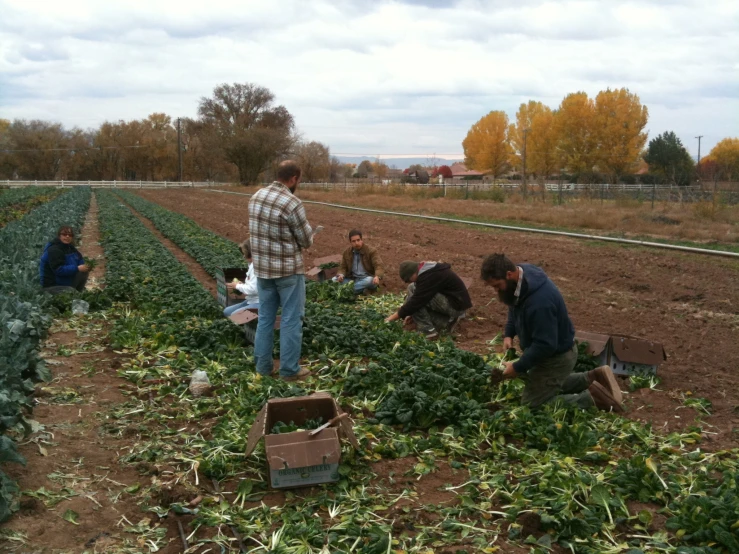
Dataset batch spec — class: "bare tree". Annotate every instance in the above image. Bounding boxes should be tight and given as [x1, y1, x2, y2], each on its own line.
[294, 140, 330, 182]
[198, 83, 294, 185]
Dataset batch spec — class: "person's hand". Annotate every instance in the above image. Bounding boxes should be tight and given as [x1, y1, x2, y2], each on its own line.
[372, 276, 380, 286]
[385, 312, 400, 323]
[502, 362, 517, 380]
[403, 316, 413, 325]
[336, 274, 344, 283]
[77, 264, 90, 272]
[503, 336, 513, 350]
[226, 282, 236, 291]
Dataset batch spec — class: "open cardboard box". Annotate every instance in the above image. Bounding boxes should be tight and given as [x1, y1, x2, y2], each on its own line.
[215, 267, 248, 308]
[575, 330, 666, 377]
[306, 254, 342, 282]
[245, 393, 359, 489]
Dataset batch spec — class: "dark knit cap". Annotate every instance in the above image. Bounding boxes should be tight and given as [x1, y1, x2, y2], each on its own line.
[399, 261, 419, 282]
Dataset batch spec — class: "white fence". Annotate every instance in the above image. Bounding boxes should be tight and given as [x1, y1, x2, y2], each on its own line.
[2, 180, 229, 189]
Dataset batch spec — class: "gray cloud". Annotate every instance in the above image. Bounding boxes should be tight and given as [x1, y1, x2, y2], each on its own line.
[0, 0, 736, 155]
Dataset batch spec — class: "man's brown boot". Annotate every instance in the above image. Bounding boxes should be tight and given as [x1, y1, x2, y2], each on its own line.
[588, 382, 624, 413]
[282, 367, 311, 382]
[587, 366, 623, 404]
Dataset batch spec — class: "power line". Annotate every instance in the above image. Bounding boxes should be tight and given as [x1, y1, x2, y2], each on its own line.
[0, 145, 151, 153]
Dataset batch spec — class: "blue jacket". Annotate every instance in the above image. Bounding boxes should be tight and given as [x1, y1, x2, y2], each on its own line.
[40, 238, 84, 288]
[505, 264, 575, 374]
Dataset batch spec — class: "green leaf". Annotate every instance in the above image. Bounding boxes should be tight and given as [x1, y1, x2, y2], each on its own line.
[62, 509, 79, 525]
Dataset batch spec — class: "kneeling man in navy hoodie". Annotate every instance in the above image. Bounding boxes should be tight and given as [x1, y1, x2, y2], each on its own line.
[481, 253, 623, 413]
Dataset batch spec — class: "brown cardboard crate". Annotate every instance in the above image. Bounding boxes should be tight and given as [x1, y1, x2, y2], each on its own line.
[245, 393, 358, 489]
[575, 330, 666, 376]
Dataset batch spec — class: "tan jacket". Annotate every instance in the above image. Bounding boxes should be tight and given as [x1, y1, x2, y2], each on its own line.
[338, 244, 385, 280]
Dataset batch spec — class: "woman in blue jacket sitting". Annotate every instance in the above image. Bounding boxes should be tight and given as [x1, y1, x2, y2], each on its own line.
[40, 225, 90, 295]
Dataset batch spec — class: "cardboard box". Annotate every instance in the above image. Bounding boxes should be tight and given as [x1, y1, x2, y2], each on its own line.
[306, 255, 342, 282]
[245, 393, 359, 489]
[575, 330, 666, 377]
[227, 308, 280, 345]
[215, 267, 248, 308]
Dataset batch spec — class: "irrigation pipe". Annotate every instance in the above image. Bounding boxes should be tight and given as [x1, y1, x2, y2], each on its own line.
[205, 188, 739, 259]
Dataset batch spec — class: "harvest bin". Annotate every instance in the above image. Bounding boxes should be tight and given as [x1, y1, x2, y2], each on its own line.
[245, 393, 359, 489]
[575, 330, 666, 377]
[215, 267, 248, 308]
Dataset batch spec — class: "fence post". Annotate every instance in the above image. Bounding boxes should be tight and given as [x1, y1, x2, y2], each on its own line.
[165, 181, 168, 188]
[651, 182, 656, 209]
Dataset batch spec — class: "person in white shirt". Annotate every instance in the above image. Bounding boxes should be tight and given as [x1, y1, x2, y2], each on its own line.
[224, 239, 260, 317]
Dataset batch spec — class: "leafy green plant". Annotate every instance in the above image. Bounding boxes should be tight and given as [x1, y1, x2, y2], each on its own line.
[0, 187, 62, 229]
[0, 186, 89, 522]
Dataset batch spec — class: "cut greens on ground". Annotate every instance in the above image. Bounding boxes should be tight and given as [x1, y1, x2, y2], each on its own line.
[74, 189, 739, 553]
[3, 188, 737, 553]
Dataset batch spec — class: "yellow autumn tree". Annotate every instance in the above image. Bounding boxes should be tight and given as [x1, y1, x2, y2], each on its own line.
[554, 92, 597, 179]
[462, 110, 512, 181]
[509, 101, 549, 172]
[708, 137, 739, 182]
[593, 88, 648, 182]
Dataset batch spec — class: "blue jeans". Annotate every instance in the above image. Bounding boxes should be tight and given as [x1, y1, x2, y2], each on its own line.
[332, 275, 377, 294]
[255, 274, 305, 377]
[223, 300, 259, 317]
[352, 275, 377, 294]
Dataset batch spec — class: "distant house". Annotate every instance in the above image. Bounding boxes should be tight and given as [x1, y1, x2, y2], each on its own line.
[386, 168, 403, 179]
[450, 162, 484, 178]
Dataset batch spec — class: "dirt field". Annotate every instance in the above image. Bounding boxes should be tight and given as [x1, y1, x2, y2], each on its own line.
[136, 187, 739, 450]
[294, 185, 739, 247]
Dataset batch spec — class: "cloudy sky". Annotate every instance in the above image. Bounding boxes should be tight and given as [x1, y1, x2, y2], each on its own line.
[1, 0, 737, 159]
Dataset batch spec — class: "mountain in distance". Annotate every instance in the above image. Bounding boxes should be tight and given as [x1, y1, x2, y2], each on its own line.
[336, 156, 463, 169]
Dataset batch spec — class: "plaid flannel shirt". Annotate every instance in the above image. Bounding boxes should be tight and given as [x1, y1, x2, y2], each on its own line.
[248, 182, 314, 279]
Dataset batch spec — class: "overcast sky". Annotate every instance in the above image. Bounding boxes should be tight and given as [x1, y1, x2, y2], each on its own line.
[1, 0, 737, 159]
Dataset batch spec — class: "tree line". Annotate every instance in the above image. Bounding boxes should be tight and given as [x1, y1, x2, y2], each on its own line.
[0, 83, 354, 184]
[462, 89, 739, 187]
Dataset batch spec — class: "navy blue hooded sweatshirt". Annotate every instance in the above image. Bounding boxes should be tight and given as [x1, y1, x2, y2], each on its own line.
[39, 238, 84, 288]
[505, 264, 575, 374]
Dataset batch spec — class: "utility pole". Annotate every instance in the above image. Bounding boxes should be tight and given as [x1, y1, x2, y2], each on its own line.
[522, 128, 530, 200]
[695, 135, 703, 184]
[695, 135, 703, 165]
[177, 118, 183, 182]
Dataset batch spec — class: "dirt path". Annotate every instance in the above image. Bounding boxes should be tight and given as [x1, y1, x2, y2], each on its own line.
[0, 194, 184, 553]
[135, 188, 739, 450]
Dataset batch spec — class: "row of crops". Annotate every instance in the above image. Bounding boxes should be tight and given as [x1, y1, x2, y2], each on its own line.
[0, 187, 63, 228]
[90, 190, 739, 553]
[0, 187, 90, 521]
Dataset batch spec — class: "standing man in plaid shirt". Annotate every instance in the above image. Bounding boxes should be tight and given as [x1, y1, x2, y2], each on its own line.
[249, 160, 320, 381]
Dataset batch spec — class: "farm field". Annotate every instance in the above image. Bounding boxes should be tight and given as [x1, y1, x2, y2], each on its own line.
[0, 187, 738, 553]
[291, 186, 739, 249]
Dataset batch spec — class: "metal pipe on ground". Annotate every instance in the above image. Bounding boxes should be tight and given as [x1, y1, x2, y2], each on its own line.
[205, 188, 739, 260]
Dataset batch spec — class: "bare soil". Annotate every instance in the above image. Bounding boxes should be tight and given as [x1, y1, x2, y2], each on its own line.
[135, 188, 739, 451]
[295, 185, 739, 246]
